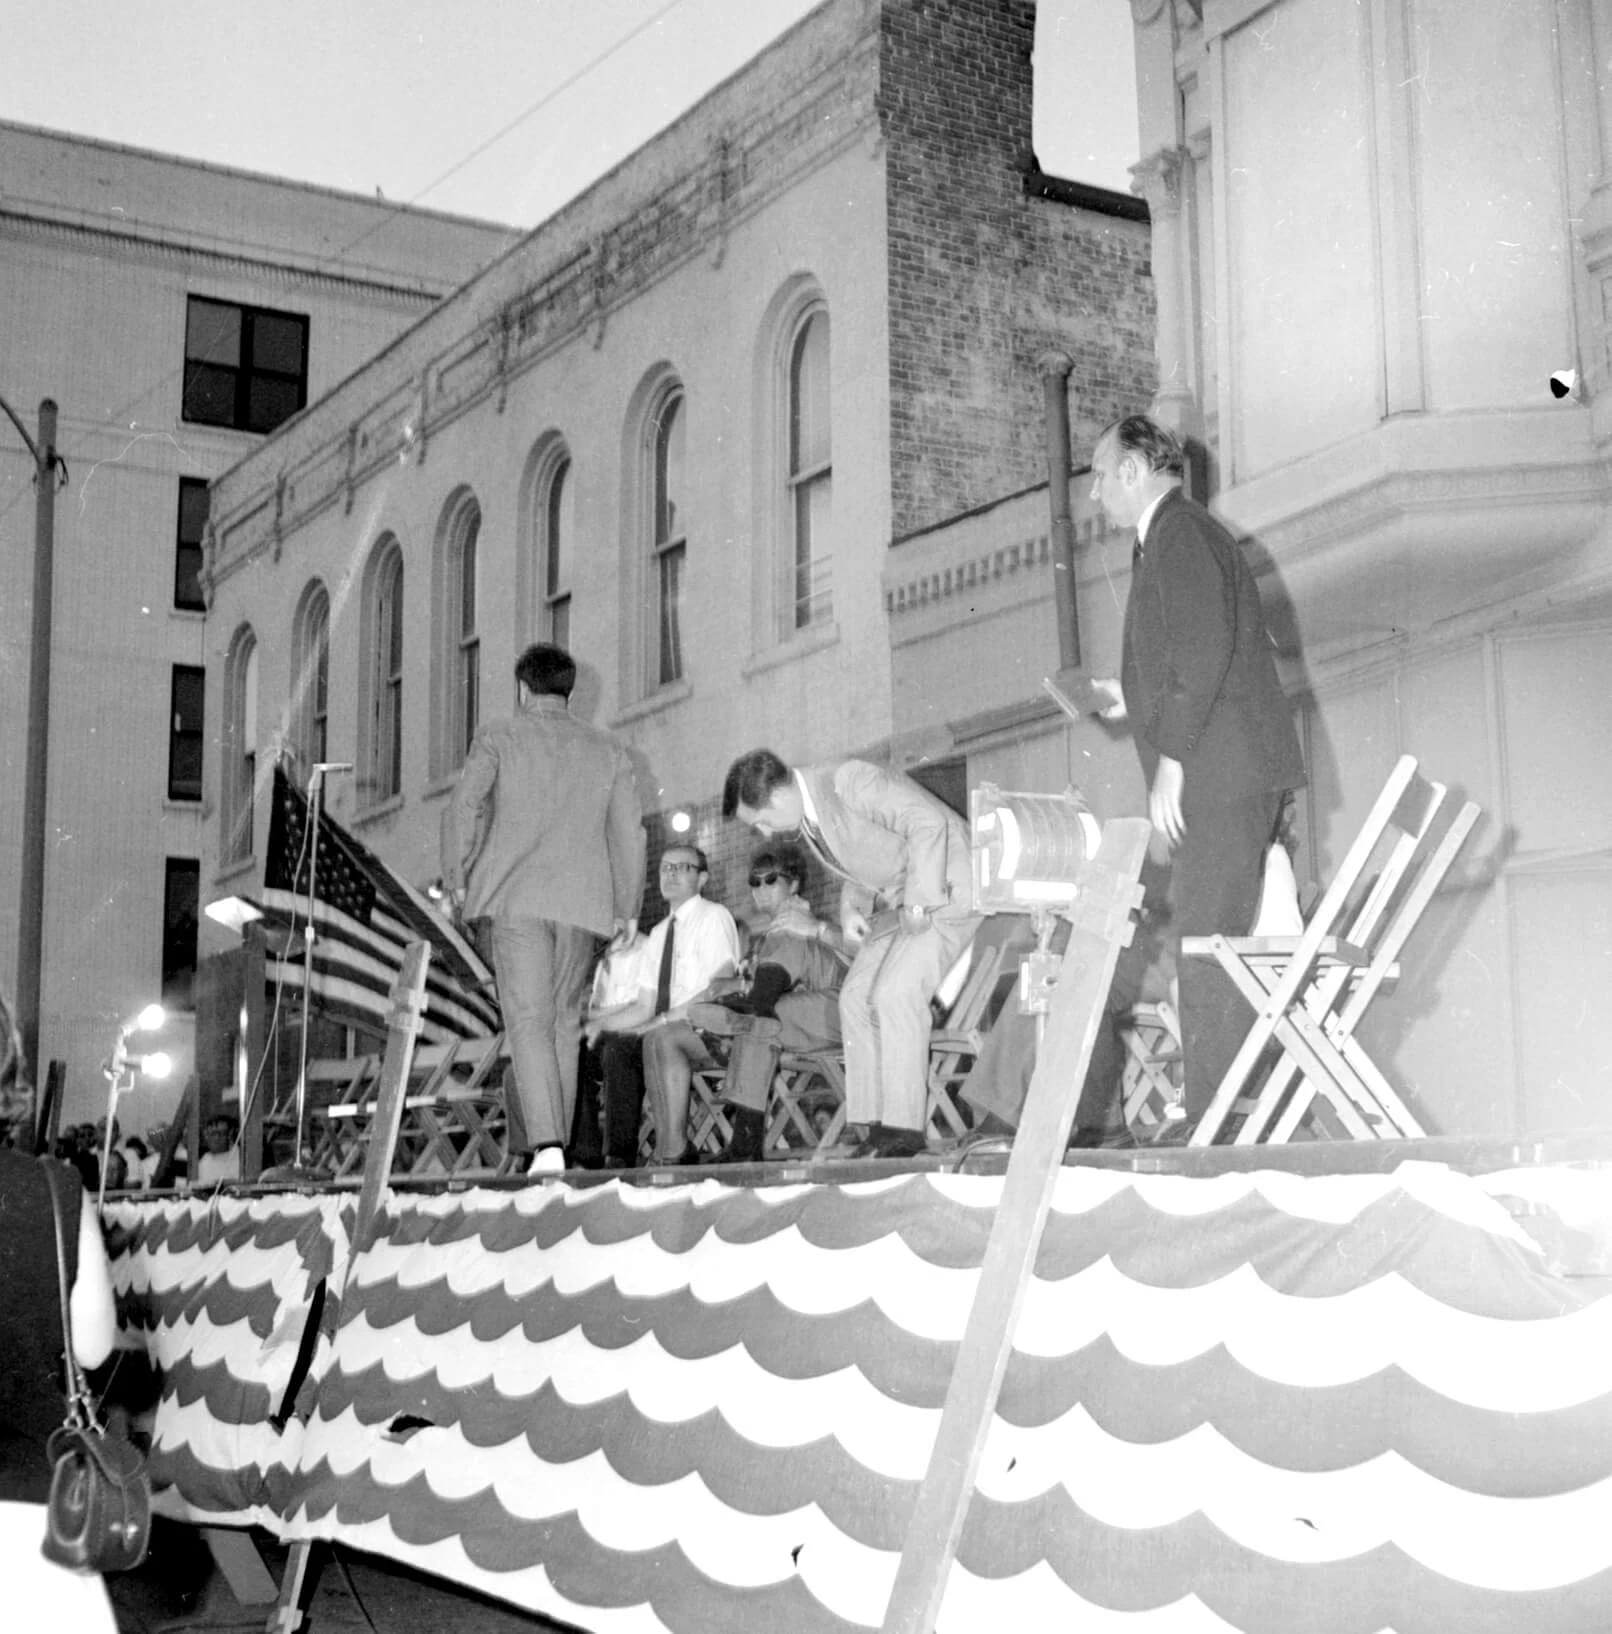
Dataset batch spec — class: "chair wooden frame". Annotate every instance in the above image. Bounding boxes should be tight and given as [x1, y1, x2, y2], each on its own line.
[1183, 755, 1480, 1146]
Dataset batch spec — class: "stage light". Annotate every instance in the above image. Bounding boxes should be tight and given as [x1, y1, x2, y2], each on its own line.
[669, 810, 693, 835]
[205, 895, 264, 934]
[140, 1052, 173, 1080]
[970, 784, 1102, 914]
[133, 1002, 166, 1034]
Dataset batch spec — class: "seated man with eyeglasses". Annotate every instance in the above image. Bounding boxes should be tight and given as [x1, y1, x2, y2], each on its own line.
[689, 844, 847, 1162]
[586, 844, 740, 1165]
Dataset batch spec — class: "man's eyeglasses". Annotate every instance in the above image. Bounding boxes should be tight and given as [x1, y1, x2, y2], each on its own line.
[748, 871, 783, 888]
[660, 860, 702, 873]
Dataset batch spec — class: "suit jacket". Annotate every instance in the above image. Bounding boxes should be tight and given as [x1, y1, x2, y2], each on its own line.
[797, 759, 973, 921]
[440, 695, 644, 936]
[1120, 489, 1305, 808]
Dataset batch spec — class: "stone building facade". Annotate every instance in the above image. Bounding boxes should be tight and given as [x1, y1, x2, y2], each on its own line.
[0, 121, 513, 1124]
[890, 0, 1612, 1138]
[199, 0, 1154, 1007]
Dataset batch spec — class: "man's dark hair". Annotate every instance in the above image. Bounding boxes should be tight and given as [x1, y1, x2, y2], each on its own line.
[515, 643, 576, 699]
[749, 843, 806, 892]
[722, 748, 792, 818]
[1099, 414, 1185, 478]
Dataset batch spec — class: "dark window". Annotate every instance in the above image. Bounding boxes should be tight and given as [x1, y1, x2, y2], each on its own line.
[175, 477, 208, 610]
[168, 665, 205, 802]
[182, 296, 309, 434]
[652, 393, 685, 686]
[161, 859, 201, 1010]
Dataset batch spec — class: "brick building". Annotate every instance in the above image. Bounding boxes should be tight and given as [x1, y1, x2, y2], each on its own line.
[198, 0, 1154, 1052]
[0, 122, 514, 1125]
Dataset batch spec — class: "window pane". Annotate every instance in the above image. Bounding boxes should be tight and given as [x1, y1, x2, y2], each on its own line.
[241, 644, 259, 754]
[790, 311, 831, 475]
[654, 394, 685, 545]
[794, 473, 833, 628]
[384, 560, 404, 676]
[546, 458, 571, 598]
[459, 512, 479, 640]
[658, 543, 684, 684]
[247, 374, 302, 434]
[161, 859, 201, 1010]
[174, 543, 205, 611]
[170, 736, 204, 802]
[251, 312, 306, 375]
[177, 478, 210, 544]
[172, 667, 205, 734]
[183, 363, 237, 426]
[169, 666, 205, 802]
[460, 640, 480, 756]
[186, 299, 241, 366]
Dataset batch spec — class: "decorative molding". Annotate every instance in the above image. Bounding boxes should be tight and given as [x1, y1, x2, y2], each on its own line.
[886, 533, 1054, 616]
[1129, 146, 1187, 218]
[206, 40, 882, 576]
[0, 207, 449, 307]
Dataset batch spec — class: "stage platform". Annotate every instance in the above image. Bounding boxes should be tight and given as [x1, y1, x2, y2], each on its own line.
[105, 1135, 1612, 1633]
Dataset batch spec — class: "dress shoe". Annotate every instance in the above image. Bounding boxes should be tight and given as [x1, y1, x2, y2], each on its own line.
[527, 1146, 566, 1176]
[849, 1123, 928, 1160]
[717, 1105, 766, 1164]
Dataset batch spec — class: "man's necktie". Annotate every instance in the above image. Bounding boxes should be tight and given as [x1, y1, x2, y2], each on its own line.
[800, 814, 850, 883]
[653, 916, 677, 1015]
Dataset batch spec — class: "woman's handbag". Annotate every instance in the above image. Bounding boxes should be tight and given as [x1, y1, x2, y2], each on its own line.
[37, 1156, 151, 1573]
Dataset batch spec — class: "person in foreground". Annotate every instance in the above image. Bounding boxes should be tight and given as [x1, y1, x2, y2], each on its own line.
[1087, 414, 1305, 1137]
[585, 844, 741, 1165]
[688, 843, 847, 1162]
[0, 990, 119, 1632]
[723, 750, 980, 1159]
[441, 643, 645, 1175]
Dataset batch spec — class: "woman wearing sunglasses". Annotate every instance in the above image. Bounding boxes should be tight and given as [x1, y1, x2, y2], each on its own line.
[688, 844, 846, 1162]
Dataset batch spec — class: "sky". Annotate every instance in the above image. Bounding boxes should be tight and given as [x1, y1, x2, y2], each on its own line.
[0, 0, 1138, 228]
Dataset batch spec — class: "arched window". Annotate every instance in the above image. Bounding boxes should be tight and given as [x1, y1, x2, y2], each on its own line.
[650, 389, 686, 685]
[432, 494, 480, 774]
[291, 580, 330, 771]
[221, 626, 258, 864]
[787, 307, 832, 630]
[362, 539, 405, 803]
[542, 454, 573, 649]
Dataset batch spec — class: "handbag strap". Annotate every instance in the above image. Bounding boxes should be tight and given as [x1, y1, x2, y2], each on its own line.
[38, 1156, 94, 1429]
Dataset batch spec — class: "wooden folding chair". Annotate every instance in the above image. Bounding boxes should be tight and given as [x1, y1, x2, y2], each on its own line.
[924, 936, 1011, 1142]
[1183, 754, 1480, 1145]
[1119, 998, 1184, 1131]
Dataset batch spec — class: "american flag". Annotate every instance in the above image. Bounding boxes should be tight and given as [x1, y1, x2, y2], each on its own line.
[261, 765, 500, 1042]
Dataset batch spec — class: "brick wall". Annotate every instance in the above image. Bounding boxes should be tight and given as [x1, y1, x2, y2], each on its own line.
[878, 0, 1157, 539]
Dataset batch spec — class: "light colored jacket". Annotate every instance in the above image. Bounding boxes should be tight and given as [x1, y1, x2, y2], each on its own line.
[797, 759, 973, 921]
[440, 695, 644, 936]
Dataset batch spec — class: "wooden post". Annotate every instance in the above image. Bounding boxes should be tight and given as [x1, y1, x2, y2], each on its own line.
[266, 942, 429, 1634]
[880, 819, 1150, 1634]
[149, 1076, 195, 1189]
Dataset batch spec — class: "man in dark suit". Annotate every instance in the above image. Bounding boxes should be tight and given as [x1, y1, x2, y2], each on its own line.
[1089, 414, 1305, 1134]
[723, 750, 980, 1158]
[441, 644, 644, 1174]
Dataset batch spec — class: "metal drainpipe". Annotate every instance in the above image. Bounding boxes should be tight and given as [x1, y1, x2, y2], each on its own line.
[1039, 352, 1080, 670]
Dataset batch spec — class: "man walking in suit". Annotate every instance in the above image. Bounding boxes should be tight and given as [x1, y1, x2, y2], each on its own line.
[1088, 414, 1305, 1135]
[723, 750, 981, 1158]
[441, 644, 644, 1174]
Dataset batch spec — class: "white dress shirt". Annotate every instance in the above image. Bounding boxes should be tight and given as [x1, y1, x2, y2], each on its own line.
[636, 895, 742, 1011]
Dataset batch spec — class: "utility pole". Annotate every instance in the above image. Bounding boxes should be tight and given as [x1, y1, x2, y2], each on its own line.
[3, 394, 63, 1084]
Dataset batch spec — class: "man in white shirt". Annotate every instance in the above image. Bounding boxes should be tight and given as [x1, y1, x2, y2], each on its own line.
[586, 844, 740, 1165]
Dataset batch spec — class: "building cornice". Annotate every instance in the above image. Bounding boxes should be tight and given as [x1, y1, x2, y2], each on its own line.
[204, 31, 883, 592]
[0, 207, 451, 306]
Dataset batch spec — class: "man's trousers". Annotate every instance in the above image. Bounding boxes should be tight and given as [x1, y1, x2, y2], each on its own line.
[839, 910, 980, 1133]
[489, 917, 597, 1151]
[1170, 789, 1283, 1122]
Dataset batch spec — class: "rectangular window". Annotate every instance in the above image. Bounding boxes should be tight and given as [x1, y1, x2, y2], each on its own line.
[161, 858, 201, 1011]
[175, 477, 208, 611]
[168, 665, 205, 802]
[182, 295, 309, 434]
